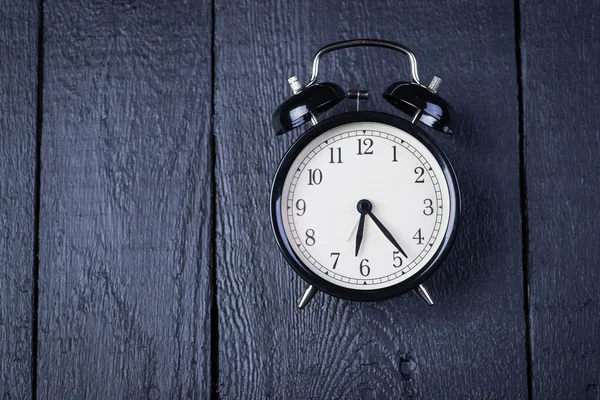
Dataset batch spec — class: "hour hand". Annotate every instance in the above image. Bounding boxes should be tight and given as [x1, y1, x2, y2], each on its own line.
[355, 213, 366, 257]
[367, 210, 408, 258]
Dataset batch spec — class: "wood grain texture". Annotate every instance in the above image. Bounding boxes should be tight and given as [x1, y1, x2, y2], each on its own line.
[521, 1, 600, 399]
[0, 1, 38, 398]
[38, 1, 213, 398]
[214, 1, 527, 398]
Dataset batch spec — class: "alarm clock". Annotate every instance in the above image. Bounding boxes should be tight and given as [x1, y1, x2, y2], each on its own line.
[270, 39, 460, 309]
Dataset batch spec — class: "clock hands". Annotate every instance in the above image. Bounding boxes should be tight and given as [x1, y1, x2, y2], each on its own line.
[346, 215, 361, 242]
[366, 210, 408, 258]
[354, 199, 372, 256]
[354, 213, 366, 256]
[354, 199, 408, 258]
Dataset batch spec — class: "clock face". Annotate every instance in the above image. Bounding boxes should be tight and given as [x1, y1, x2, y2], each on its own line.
[272, 113, 459, 299]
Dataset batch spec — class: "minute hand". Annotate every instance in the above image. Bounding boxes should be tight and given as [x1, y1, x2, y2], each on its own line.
[367, 211, 408, 258]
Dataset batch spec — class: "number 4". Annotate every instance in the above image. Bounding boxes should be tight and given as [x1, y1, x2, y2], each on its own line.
[413, 228, 424, 244]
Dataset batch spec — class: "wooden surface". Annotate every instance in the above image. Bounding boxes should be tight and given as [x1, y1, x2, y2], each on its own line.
[0, 1, 38, 399]
[214, 0, 529, 398]
[521, 1, 600, 399]
[0, 0, 598, 398]
[36, 1, 213, 398]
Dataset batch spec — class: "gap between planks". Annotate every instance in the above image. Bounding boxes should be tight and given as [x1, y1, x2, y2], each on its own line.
[209, 0, 220, 398]
[514, 0, 533, 398]
[32, 0, 45, 398]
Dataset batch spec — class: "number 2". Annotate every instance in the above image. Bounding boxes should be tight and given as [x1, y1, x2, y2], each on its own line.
[414, 167, 425, 183]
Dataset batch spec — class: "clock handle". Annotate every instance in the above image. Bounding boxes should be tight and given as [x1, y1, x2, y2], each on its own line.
[300, 39, 421, 90]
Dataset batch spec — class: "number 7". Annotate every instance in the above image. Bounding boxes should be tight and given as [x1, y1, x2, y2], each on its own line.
[330, 252, 340, 269]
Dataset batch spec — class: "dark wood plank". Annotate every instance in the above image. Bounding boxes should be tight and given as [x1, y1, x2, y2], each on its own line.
[38, 1, 213, 398]
[0, 1, 39, 398]
[521, 2, 600, 398]
[215, 1, 527, 398]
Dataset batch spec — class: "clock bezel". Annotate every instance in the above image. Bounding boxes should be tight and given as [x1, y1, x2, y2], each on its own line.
[270, 111, 460, 302]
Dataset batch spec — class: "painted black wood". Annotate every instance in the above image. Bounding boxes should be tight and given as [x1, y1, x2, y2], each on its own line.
[37, 1, 213, 398]
[521, 1, 600, 399]
[0, 0, 595, 396]
[214, 1, 527, 398]
[0, 1, 38, 398]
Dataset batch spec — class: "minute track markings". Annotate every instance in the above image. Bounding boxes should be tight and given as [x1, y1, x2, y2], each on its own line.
[286, 129, 445, 285]
[291, 130, 441, 188]
[287, 130, 444, 284]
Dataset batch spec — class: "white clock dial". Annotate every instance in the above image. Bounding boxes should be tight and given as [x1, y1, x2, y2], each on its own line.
[280, 121, 452, 290]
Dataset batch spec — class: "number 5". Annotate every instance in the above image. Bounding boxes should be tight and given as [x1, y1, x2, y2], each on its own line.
[393, 251, 403, 268]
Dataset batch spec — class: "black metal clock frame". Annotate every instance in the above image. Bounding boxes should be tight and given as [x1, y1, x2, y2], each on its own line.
[270, 111, 461, 302]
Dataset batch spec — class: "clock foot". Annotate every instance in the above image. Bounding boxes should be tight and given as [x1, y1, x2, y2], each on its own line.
[414, 284, 434, 306]
[298, 285, 318, 309]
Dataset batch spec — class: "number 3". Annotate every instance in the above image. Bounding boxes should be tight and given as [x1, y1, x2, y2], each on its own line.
[423, 199, 434, 216]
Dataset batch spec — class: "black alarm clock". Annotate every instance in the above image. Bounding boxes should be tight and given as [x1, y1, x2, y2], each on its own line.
[270, 39, 460, 309]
